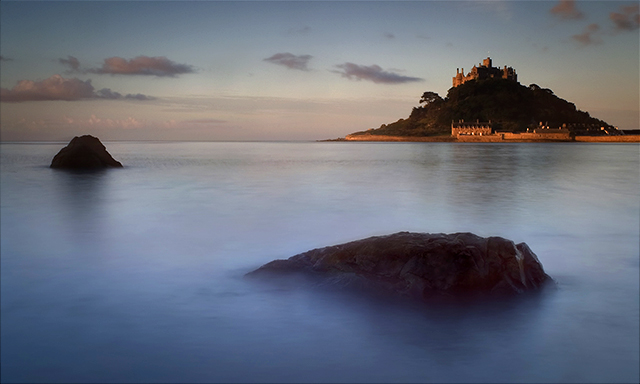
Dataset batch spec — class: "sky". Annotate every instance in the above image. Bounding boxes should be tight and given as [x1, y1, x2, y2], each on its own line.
[0, 0, 638, 141]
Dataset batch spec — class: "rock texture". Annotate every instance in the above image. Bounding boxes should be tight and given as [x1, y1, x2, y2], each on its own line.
[248, 232, 550, 299]
[50, 135, 123, 169]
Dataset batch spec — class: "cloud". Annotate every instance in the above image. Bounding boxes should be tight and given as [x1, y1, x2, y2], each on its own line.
[264, 53, 313, 71]
[94, 88, 155, 101]
[550, 0, 584, 20]
[333, 63, 424, 84]
[90, 56, 195, 77]
[58, 55, 81, 71]
[0, 74, 155, 102]
[1, 75, 95, 102]
[384, 32, 396, 39]
[610, 5, 639, 31]
[7, 115, 232, 139]
[66, 114, 148, 129]
[572, 23, 602, 45]
[0, 55, 13, 61]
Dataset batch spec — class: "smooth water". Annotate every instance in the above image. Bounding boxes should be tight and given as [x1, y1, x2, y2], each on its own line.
[1, 142, 638, 383]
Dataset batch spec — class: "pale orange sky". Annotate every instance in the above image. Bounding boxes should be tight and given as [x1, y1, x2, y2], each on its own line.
[1, 1, 638, 141]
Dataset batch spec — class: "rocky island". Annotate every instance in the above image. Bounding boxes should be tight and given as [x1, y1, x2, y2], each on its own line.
[247, 232, 551, 301]
[338, 57, 637, 142]
[50, 135, 123, 169]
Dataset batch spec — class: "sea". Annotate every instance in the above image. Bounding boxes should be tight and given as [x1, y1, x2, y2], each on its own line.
[1, 141, 638, 383]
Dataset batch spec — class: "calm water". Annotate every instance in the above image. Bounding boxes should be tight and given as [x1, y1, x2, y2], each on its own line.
[1, 142, 638, 383]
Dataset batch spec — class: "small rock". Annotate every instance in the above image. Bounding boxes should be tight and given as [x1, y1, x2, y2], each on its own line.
[50, 135, 123, 169]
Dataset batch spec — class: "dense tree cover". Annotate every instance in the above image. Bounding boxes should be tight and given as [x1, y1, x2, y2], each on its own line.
[354, 79, 611, 137]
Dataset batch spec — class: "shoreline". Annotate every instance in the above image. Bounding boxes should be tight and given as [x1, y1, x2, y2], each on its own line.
[322, 134, 640, 143]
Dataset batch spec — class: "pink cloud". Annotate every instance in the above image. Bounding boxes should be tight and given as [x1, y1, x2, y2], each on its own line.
[572, 23, 602, 45]
[91, 56, 195, 77]
[0, 74, 155, 103]
[1, 75, 95, 102]
[60, 114, 147, 129]
[550, 0, 584, 20]
[610, 4, 639, 31]
[61, 115, 228, 130]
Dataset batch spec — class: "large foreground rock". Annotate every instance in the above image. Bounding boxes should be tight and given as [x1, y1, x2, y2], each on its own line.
[248, 232, 551, 299]
[50, 135, 123, 169]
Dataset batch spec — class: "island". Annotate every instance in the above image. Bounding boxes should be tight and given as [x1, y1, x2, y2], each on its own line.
[247, 232, 551, 302]
[331, 58, 638, 143]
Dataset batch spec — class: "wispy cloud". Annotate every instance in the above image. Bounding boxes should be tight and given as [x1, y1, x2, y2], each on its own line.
[181, 118, 228, 125]
[12, 115, 231, 135]
[63, 114, 149, 129]
[610, 4, 639, 31]
[333, 63, 423, 84]
[572, 23, 602, 46]
[90, 56, 195, 77]
[264, 53, 313, 71]
[550, 0, 584, 20]
[0, 55, 13, 62]
[384, 32, 396, 40]
[0, 74, 155, 103]
[58, 55, 80, 71]
[94, 88, 154, 101]
[57, 55, 195, 77]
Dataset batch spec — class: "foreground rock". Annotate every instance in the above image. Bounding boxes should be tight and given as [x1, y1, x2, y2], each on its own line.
[247, 232, 551, 300]
[50, 135, 123, 169]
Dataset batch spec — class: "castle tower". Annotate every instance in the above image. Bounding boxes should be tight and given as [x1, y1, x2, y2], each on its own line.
[452, 58, 518, 87]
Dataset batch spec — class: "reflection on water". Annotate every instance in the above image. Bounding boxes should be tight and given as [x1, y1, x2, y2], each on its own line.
[51, 169, 111, 237]
[1, 142, 638, 383]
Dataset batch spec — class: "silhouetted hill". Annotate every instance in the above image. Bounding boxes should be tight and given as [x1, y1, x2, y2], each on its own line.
[350, 79, 612, 137]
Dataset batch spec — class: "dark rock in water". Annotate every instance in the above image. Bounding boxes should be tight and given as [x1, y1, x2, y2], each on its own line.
[247, 232, 551, 299]
[50, 135, 123, 169]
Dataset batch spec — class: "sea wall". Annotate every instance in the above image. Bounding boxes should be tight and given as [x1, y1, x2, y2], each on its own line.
[345, 134, 455, 142]
[456, 134, 639, 142]
[501, 132, 572, 141]
[456, 133, 572, 142]
[574, 135, 640, 142]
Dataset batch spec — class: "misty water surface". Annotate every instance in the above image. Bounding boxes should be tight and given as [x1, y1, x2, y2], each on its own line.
[1, 142, 638, 383]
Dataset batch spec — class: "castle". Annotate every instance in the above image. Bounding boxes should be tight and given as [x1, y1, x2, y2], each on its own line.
[452, 57, 517, 87]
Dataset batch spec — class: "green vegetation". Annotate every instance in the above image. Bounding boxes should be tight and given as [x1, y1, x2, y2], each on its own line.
[352, 79, 612, 137]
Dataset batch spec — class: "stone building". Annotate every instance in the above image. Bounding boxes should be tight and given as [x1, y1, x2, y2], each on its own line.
[452, 57, 517, 87]
[451, 120, 493, 136]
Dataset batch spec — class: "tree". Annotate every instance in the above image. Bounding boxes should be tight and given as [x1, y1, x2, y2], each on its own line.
[419, 91, 443, 105]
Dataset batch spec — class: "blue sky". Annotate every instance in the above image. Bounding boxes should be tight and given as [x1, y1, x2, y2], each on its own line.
[1, 1, 638, 141]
